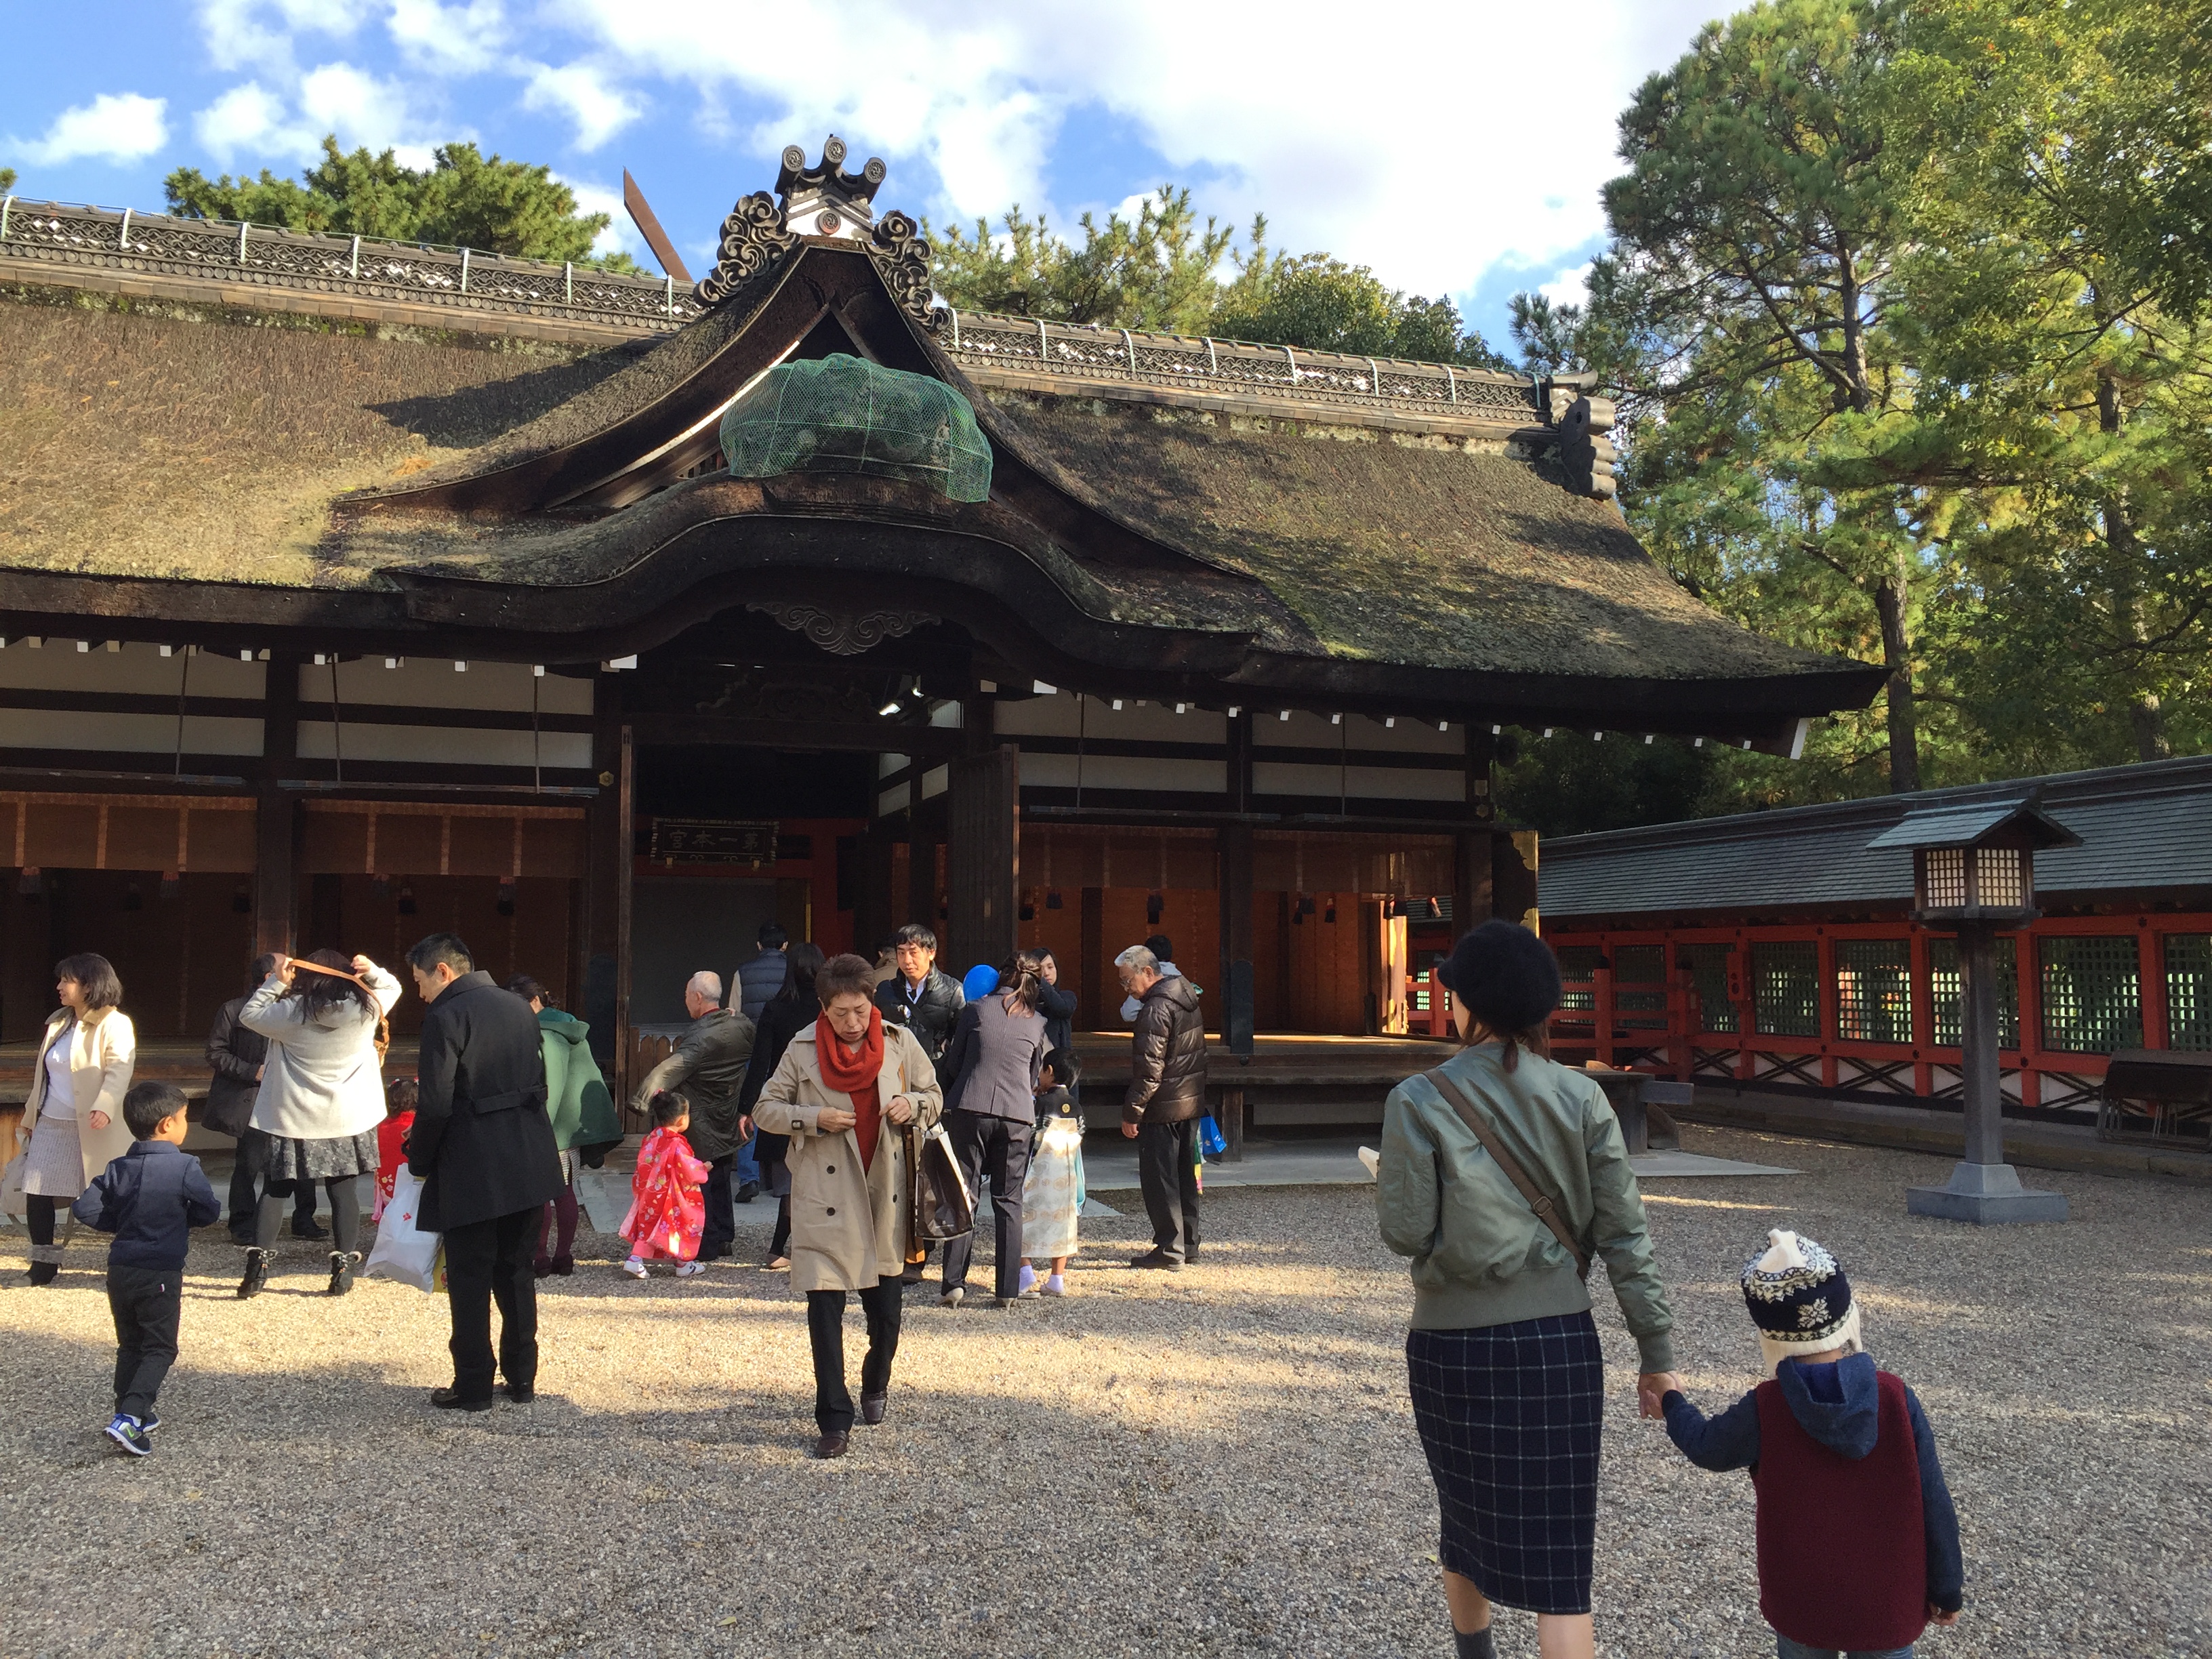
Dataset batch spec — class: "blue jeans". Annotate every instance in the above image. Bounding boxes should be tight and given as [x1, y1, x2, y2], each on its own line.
[733, 1121, 760, 1187]
[1777, 1637, 1914, 1659]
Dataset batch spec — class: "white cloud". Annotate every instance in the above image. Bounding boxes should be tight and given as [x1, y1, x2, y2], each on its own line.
[387, 0, 506, 75]
[560, 177, 645, 263]
[521, 62, 643, 152]
[298, 60, 440, 164]
[1540, 262, 1596, 310]
[198, 0, 374, 77]
[17, 92, 170, 167]
[547, 0, 1725, 306]
[194, 81, 319, 163]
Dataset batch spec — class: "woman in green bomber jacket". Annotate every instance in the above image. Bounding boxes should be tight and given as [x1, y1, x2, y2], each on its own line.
[509, 975, 622, 1277]
[1377, 921, 1681, 1659]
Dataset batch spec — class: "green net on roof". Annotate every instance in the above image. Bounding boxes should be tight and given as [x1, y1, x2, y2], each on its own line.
[719, 352, 993, 502]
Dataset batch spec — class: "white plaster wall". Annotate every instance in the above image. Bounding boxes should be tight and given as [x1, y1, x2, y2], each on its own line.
[0, 640, 264, 697]
[0, 709, 264, 756]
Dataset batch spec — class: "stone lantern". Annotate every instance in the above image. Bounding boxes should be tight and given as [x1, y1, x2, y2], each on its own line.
[1867, 801, 2079, 1223]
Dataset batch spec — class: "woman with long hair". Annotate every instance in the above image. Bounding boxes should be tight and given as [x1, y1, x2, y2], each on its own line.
[754, 952, 941, 1458]
[735, 941, 825, 1271]
[935, 953, 1049, 1308]
[16, 954, 136, 1286]
[237, 949, 403, 1298]
[1376, 920, 1677, 1659]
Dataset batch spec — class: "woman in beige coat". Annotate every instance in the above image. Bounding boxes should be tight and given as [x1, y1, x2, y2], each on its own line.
[755, 951, 942, 1459]
[18, 954, 136, 1285]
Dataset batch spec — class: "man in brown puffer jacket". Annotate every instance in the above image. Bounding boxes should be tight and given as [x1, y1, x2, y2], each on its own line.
[1118, 945, 1208, 1269]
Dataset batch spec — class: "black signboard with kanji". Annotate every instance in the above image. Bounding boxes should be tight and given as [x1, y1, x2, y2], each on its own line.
[648, 817, 778, 865]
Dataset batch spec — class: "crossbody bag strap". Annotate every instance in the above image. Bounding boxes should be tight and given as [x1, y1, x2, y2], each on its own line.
[1424, 1067, 1591, 1282]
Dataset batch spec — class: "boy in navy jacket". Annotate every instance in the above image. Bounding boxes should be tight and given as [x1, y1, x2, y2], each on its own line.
[1661, 1230, 1963, 1658]
[71, 1080, 221, 1456]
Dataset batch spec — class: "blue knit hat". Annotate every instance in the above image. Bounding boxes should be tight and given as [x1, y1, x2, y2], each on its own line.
[1741, 1229, 1862, 1376]
[961, 963, 1001, 1002]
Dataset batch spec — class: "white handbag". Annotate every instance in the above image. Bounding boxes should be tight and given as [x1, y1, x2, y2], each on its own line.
[363, 1166, 442, 1292]
[0, 1151, 26, 1223]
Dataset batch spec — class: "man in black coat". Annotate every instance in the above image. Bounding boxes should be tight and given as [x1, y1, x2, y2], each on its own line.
[874, 922, 965, 1080]
[405, 933, 564, 1410]
[205, 951, 322, 1244]
[1118, 943, 1208, 1270]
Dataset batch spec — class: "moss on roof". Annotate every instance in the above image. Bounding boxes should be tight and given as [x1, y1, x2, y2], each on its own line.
[974, 391, 1849, 681]
[0, 284, 632, 588]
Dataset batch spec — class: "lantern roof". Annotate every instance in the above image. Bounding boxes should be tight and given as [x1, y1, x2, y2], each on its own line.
[1864, 802, 2081, 853]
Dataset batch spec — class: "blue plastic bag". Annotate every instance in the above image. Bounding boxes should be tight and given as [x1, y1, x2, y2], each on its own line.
[1198, 1114, 1227, 1158]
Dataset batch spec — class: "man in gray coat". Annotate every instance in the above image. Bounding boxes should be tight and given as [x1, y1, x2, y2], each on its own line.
[632, 971, 756, 1262]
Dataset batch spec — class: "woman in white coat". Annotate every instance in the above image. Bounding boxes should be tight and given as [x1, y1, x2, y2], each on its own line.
[755, 951, 943, 1460]
[16, 954, 136, 1286]
[237, 949, 402, 1298]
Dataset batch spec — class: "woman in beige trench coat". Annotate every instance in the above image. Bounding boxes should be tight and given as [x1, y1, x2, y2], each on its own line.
[17, 954, 137, 1285]
[755, 951, 942, 1459]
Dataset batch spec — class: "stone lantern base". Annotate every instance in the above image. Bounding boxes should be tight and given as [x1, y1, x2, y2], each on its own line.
[1907, 1159, 2069, 1225]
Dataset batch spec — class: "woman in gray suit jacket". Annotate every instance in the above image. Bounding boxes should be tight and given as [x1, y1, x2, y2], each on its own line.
[937, 956, 1050, 1308]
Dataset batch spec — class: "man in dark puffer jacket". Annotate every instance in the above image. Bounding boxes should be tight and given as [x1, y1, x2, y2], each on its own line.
[1118, 944, 1208, 1269]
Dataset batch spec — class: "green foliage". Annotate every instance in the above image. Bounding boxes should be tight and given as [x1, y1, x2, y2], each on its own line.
[930, 190, 1511, 365]
[928, 188, 1233, 333]
[163, 137, 619, 266]
[0, 167, 18, 197]
[1494, 730, 1722, 838]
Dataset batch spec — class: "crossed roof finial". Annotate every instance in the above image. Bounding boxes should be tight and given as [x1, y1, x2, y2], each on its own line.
[776, 136, 888, 232]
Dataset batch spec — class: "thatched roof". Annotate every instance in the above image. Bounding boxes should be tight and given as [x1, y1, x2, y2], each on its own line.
[0, 282, 638, 588]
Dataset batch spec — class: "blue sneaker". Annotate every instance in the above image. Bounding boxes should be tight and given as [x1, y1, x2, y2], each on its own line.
[104, 1415, 152, 1457]
[138, 1412, 161, 1433]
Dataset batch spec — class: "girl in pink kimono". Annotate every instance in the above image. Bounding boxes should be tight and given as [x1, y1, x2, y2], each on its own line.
[621, 1092, 710, 1279]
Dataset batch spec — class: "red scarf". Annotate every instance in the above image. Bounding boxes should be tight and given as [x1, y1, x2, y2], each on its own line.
[815, 1006, 886, 1170]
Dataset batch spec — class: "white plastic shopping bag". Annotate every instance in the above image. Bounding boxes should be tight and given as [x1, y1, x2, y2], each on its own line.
[363, 1166, 442, 1292]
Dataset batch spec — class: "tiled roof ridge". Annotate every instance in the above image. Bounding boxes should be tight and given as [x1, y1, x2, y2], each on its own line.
[1544, 752, 2212, 859]
[0, 196, 701, 333]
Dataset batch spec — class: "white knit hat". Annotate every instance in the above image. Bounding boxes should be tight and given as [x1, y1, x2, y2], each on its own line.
[1741, 1229, 1862, 1378]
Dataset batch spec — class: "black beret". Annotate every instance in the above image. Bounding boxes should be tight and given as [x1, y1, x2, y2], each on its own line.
[1435, 920, 1561, 1033]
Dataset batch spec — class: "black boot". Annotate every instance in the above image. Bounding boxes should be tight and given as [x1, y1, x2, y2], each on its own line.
[237, 1248, 270, 1300]
[326, 1250, 362, 1296]
[27, 1260, 58, 1286]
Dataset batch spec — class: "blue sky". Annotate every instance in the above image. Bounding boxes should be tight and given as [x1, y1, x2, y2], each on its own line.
[1, 0, 1732, 354]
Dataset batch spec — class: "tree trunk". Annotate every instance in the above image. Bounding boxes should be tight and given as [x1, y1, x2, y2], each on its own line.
[1872, 563, 1920, 793]
[2095, 369, 2167, 762]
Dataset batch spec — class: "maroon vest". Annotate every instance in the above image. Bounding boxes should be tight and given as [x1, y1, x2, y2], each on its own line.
[1751, 1368, 1927, 1652]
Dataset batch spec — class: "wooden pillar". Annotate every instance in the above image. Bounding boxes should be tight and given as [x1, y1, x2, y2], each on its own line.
[580, 688, 625, 1086]
[907, 801, 939, 936]
[1217, 822, 1254, 1160]
[1079, 885, 1105, 1029]
[253, 651, 300, 959]
[855, 821, 896, 960]
[1452, 832, 1490, 945]
[614, 724, 636, 1118]
[947, 745, 1019, 971]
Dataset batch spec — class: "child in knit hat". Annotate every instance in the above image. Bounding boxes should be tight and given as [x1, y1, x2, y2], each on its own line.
[1662, 1230, 1964, 1659]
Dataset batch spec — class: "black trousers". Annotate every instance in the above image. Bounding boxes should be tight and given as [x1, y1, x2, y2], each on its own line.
[699, 1153, 737, 1259]
[940, 1110, 1033, 1298]
[228, 1128, 315, 1233]
[1136, 1119, 1202, 1264]
[806, 1277, 903, 1433]
[107, 1263, 183, 1420]
[441, 1208, 539, 1400]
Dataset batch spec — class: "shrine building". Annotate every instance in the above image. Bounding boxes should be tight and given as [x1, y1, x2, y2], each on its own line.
[0, 142, 1883, 1114]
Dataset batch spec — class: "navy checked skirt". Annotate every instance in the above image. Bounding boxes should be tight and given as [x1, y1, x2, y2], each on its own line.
[1407, 1311, 1605, 1615]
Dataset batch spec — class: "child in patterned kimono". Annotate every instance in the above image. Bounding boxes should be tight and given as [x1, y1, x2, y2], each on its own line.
[1018, 1050, 1085, 1297]
[621, 1091, 711, 1279]
[371, 1078, 417, 1224]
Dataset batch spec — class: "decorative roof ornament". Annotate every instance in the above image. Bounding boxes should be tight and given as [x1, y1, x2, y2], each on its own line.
[693, 136, 939, 330]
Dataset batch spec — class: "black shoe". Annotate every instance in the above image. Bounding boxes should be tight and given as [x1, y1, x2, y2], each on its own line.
[503, 1383, 535, 1404]
[291, 1215, 329, 1242]
[326, 1250, 361, 1296]
[236, 1248, 270, 1299]
[813, 1431, 850, 1459]
[735, 1181, 760, 1204]
[27, 1261, 58, 1286]
[695, 1242, 732, 1263]
[104, 1415, 153, 1457]
[860, 1392, 887, 1426]
[899, 1263, 926, 1285]
[228, 1225, 255, 1246]
[1129, 1250, 1183, 1272]
[430, 1388, 494, 1412]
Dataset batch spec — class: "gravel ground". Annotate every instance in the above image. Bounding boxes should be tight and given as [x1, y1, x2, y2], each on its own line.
[1, 1124, 2207, 1659]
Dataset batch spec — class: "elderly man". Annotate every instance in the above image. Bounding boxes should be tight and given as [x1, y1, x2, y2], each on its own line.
[632, 970, 756, 1263]
[1116, 943, 1208, 1270]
